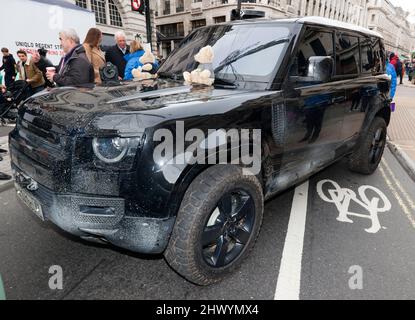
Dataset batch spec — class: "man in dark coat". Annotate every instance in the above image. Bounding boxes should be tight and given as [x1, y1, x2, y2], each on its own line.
[396, 58, 404, 85]
[390, 53, 403, 85]
[0, 48, 17, 88]
[105, 31, 130, 79]
[46, 29, 94, 87]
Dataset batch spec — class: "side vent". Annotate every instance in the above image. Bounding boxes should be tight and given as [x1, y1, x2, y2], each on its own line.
[271, 102, 287, 147]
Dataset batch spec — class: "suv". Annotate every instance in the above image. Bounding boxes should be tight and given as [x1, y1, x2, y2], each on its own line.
[9, 17, 391, 285]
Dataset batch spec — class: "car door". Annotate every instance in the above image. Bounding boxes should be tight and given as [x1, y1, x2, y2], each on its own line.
[282, 28, 346, 169]
[264, 27, 347, 197]
[340, 35, 386, 141]
[334, 32, 368, 141]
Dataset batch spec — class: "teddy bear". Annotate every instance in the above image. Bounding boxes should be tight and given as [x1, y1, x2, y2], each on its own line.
[132, 50, 158, 81]
[183, 45, 215, 86]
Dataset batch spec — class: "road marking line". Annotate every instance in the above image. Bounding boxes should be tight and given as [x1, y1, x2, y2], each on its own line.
[381, 159, 415, 211]
[274, 180, 309, 300]
[379, 164, 415, 229]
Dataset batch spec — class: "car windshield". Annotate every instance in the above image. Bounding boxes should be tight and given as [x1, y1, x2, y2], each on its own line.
[158, 23, 292, 85]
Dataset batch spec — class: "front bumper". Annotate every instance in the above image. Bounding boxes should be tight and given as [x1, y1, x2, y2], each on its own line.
[12, 165, 175, 254]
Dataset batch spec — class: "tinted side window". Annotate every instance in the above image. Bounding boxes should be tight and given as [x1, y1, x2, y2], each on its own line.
[295, 29, 334, 77]
[361, 37, 386, 74]
[361, 37, 374, 74]
[335, 34, 360, 76]
[372, 37, 386, 74]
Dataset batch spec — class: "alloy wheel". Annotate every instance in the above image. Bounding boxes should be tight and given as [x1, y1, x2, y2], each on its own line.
[201, 189, 255, 268]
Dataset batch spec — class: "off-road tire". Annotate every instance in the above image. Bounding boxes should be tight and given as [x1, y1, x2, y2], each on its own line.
[348, 117, 387, 175]
[164, 165, 264, 286]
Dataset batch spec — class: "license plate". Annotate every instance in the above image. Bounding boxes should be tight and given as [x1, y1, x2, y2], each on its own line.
[15, 183, 44, 221]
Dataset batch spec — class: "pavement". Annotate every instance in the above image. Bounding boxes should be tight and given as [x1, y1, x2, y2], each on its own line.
[388, 80, 415, 180]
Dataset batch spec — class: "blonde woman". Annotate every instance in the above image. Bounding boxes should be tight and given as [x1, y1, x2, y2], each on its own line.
[83, 28, 106, 84]
[123, 40, 145, 80]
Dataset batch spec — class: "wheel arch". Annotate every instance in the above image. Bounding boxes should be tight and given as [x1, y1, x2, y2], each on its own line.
[165, 144, 265, 219]
[358, 95, 390, 143]
[375, 105, 391, 126]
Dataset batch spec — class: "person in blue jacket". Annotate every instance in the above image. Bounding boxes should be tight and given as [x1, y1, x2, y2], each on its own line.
[124, 40, 160, 80]
[123, 40, 145, 80]
[386, 61, 397, 100]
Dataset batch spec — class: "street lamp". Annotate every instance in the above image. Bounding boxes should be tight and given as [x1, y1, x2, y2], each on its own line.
[236, 0, 242, 17]
[231, 0, 242, 20]
[132, 0, 152, 50]
[231, 0, 265, 21]
[144, 0, 152, 50]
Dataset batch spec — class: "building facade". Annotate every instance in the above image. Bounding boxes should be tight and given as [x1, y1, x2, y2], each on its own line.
[62, 0, 415, 60]
[155, 0, 297, 57]
[154, 0, 372, 57]
[367, 0, 415, 58]
[67, 0, 151, 48]
[297, 0, 369, 27]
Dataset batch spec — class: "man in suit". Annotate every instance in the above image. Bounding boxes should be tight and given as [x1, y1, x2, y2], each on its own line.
[105, 31, 130, 79]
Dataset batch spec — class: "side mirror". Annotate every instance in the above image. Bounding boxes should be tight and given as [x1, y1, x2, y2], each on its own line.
[290, 56, 334, 84]
[307, 56, 333, 83]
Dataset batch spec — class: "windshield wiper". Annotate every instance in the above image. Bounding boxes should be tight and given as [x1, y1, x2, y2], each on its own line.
[214, 78, 238, 89]
[158, 72, 184, 81]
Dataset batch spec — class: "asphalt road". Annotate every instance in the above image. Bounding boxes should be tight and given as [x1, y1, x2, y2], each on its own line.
[0, 146, 414, 300]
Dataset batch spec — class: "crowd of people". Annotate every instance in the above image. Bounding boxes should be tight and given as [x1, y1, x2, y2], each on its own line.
[1, 28, 161, 94]
[405, 60, 415, 84]
[0, 27, 162, 181]
[384, 52, 415, 102]
[389, 52, 415, 86]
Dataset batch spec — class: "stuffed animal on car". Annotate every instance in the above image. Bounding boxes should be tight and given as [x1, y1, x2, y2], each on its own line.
[183, 46, 215, 86]
[132, 50, 158, 80]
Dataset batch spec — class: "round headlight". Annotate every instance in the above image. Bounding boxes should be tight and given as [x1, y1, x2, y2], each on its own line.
[92, 137, 129, 163]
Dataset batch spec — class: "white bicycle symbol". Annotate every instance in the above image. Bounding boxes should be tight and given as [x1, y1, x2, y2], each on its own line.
[317, 179, 392, 234]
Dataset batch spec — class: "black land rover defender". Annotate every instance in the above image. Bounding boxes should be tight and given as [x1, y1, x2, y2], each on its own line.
[9, 17, 391, 285]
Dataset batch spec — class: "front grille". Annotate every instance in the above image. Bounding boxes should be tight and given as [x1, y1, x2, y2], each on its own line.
[11, 126, 65, 167]
[10, 120, 72, 192]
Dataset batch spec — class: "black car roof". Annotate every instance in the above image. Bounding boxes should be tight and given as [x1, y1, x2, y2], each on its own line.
[219, 16, 383, 39]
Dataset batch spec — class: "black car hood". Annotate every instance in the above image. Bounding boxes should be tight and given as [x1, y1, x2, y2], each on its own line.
[18, 78, 259, 136]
